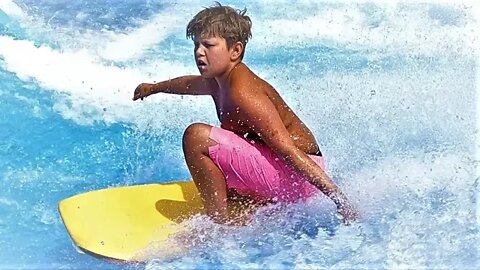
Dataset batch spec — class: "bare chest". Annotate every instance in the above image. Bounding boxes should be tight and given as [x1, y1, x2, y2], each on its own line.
[212, 95, 253, 136]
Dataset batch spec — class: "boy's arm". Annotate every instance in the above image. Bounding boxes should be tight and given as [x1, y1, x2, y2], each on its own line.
[133, 75, 217, 100]
[232, 87, 357, 223]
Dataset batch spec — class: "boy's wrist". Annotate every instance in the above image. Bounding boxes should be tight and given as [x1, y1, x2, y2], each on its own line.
[158, 80, 171, 94]
[150, 82, 162, 94]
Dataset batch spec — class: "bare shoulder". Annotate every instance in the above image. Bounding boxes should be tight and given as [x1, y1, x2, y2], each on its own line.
[230, 63, 272, 99]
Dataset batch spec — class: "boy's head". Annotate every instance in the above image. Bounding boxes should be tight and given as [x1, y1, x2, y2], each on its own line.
[186, 2, 252, 60]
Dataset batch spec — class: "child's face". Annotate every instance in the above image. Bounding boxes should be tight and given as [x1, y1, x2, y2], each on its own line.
[194, 35, 232, 78]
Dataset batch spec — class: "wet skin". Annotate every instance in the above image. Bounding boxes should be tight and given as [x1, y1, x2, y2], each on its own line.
[211, 63, 321, 156]
[133, 36, 357, 224]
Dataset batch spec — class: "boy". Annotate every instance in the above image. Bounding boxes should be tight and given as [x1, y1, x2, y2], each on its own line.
[133, 3, 357, 224]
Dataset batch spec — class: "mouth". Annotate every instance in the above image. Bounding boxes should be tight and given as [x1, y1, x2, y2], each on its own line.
[196, 59, 207, 67]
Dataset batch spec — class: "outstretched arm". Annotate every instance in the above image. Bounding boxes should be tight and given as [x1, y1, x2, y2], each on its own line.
[133, 75, 218, 100]
[232, 87, 357, 223]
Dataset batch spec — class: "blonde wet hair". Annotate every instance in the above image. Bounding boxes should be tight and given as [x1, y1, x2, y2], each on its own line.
[186, 2, 252, 59]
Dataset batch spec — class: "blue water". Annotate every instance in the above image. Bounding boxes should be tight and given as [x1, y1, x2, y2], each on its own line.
[1, 1, 479, 269]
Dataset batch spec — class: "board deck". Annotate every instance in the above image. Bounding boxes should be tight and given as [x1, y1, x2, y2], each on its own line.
[58, 181, 206, 262]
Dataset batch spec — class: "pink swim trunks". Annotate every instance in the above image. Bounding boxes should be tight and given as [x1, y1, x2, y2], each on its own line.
[207, 126, 326, 202]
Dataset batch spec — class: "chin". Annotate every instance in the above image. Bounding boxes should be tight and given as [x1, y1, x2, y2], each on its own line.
[198, 71, 214, 78]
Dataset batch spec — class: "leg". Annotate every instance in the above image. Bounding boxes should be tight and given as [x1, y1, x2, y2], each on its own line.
[226, 188, 272, 225]
[182, 123, 228, 223]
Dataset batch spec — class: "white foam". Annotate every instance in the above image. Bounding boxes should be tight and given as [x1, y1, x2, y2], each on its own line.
[0, 1, 477, 128]
[251, 2, 478, 57]
[0, 36, 199, 125]
[348, 151, 475, 216]
[0, 2, 477, 268]
[142, 149, 476, 268]
[474, 0, 480, 229]
[0, 197, 20, 208]
[0, 0, 25, 18]
[97, 7, 190, 62]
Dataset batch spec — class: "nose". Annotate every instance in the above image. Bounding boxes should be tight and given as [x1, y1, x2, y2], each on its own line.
[194, 44, 205, 57]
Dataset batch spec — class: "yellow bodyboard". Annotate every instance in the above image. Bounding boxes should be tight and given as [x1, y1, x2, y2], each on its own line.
[58, 181, 205, 262]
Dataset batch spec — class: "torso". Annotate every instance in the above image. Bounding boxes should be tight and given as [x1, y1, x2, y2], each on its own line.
[211, 63, 321, 156]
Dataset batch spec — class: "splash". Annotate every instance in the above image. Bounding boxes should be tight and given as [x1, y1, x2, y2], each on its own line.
[0, 1, 478, 269]
[0, 1, 477, 127]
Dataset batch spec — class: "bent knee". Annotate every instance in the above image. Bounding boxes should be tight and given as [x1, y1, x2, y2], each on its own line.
[182, 123, 212, 146]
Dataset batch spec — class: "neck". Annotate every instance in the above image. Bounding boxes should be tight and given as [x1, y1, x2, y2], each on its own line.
[215, 61, 241, 90]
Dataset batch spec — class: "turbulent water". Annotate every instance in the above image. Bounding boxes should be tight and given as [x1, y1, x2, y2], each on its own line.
[0, 0, 479, 269]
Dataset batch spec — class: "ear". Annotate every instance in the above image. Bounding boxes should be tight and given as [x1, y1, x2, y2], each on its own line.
[230, 41, 244, 61]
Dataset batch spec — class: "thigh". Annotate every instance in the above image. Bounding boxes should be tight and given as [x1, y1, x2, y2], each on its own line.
[182, 123, 217, 155]
[207, 127, 284, 199]
[207, 127, 328, 202]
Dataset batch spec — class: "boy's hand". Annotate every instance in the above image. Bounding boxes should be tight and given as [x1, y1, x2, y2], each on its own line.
[133, 83, 153, 101]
